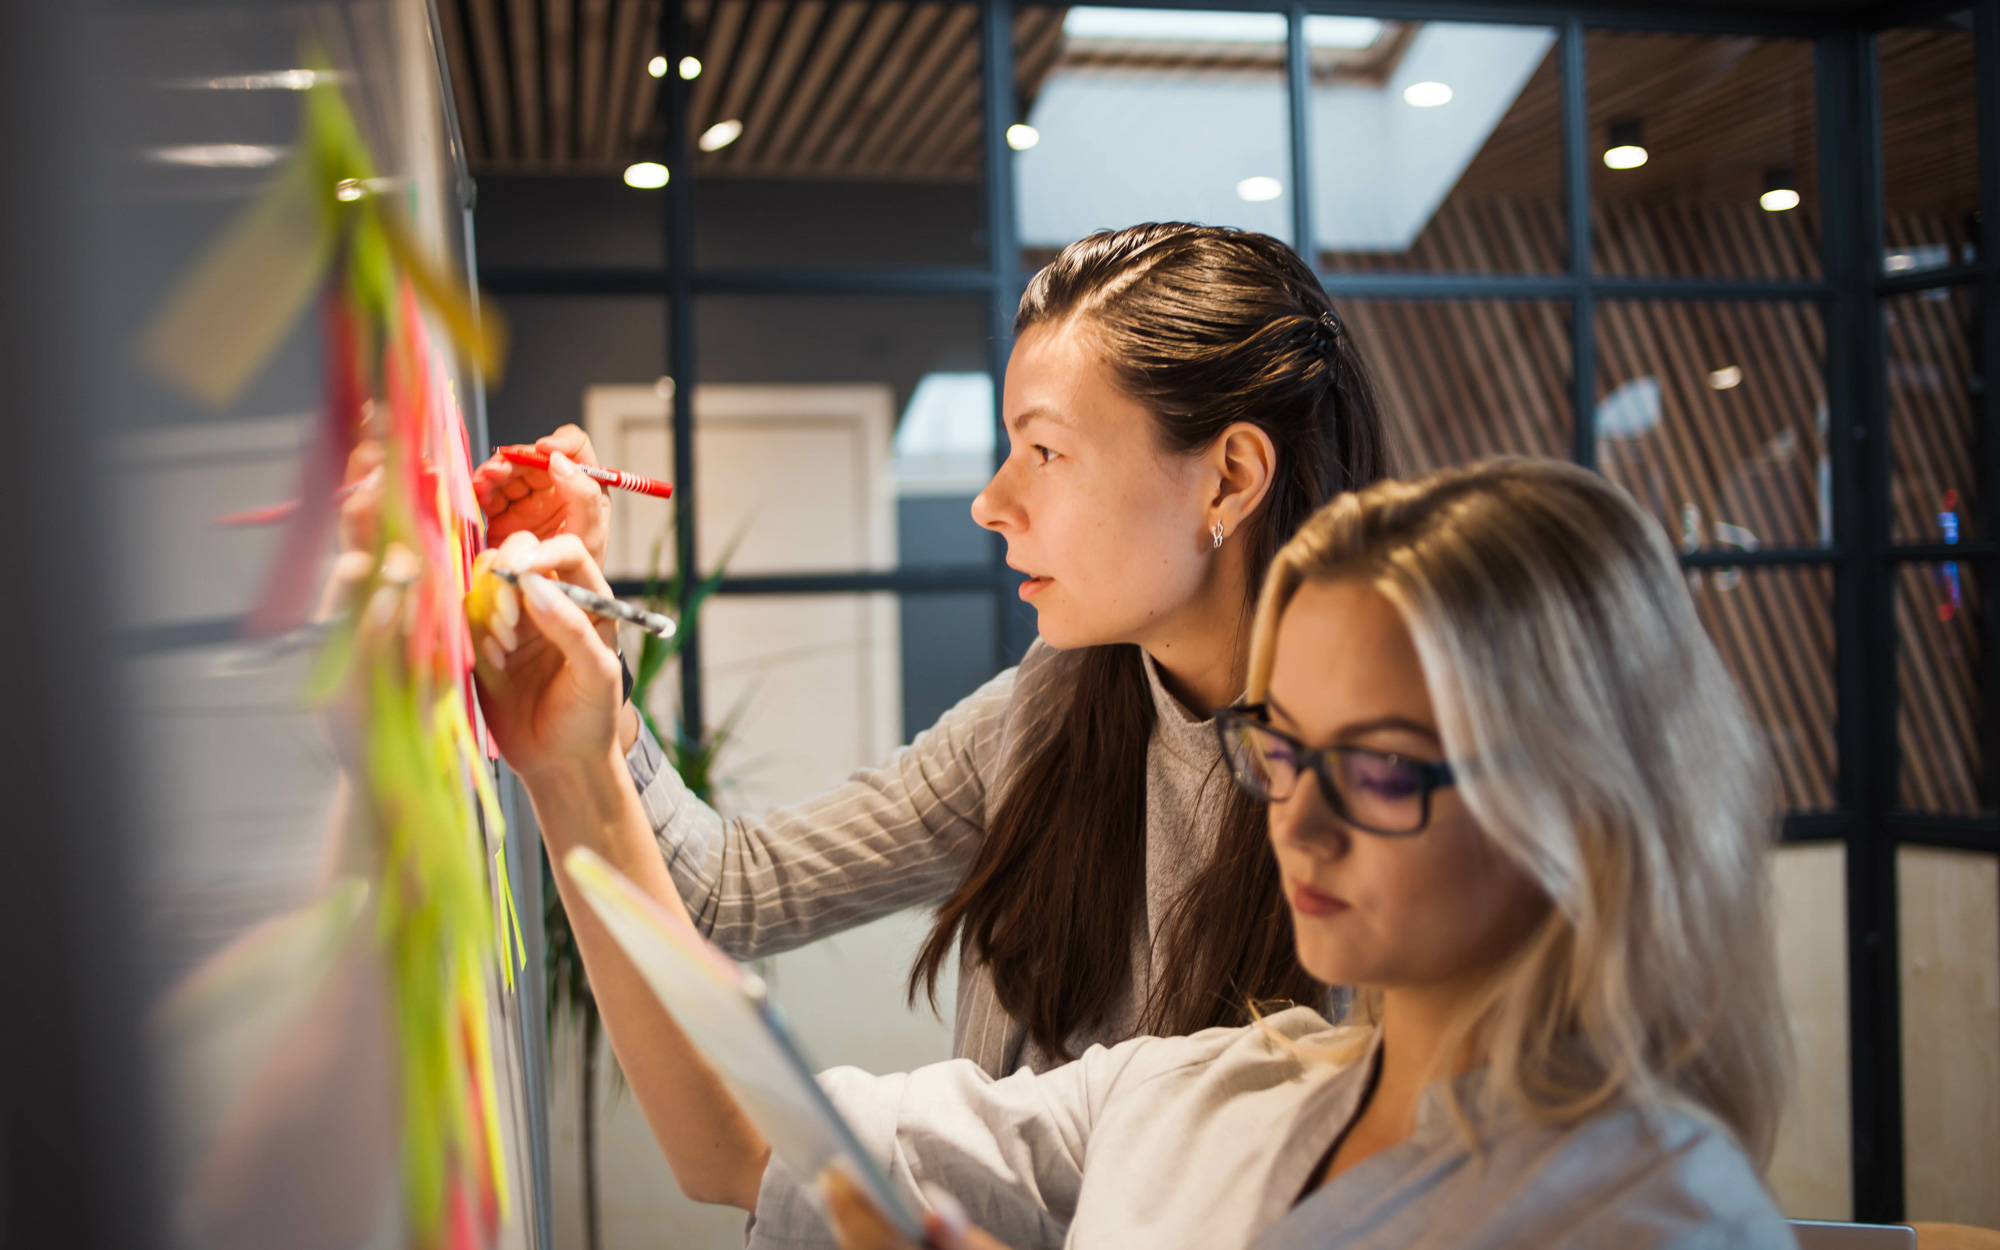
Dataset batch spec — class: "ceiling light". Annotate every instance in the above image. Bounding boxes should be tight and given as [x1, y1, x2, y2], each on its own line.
[1064, 8, 1284, 42]
[623, 161, 669, 189]
[1237, 175, 1283, 202]
[1602, 118, 1647, 170]
[698, 119, 743, 152]
[1708, 365, 1743, 390]
[680, 56, 702, 80]
[1301, 16, 1384, 48]
[147, 143, 287, 168]
[1006, 123, 1040, 151]
[1059, 9, 1383, 47]
[1402, 81, 1452, 108]
[648, 55, 667, 78]
[170, 69, 337, 91]
[1760, 166, 1800, 213]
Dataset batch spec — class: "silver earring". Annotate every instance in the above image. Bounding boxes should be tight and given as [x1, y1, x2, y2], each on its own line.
[1211, 521, 1225, 549]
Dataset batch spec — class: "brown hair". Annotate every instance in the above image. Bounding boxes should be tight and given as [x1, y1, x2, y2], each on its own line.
[909, 223, 1394, 1059]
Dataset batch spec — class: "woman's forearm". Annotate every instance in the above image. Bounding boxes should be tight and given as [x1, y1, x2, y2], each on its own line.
[525, 748, 771, 1210]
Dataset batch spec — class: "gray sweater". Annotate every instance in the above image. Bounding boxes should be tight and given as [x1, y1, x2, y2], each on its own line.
[627, 639, 1249, 1075]
[748, 1008, 1796, 1250]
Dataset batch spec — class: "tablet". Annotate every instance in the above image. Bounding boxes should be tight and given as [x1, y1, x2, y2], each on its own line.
[561, 846, 925, 1241]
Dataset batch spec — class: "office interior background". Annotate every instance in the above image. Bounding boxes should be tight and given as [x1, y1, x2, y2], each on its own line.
[459, 2, 1996, 1239]
[0, 0, 1994, 1247]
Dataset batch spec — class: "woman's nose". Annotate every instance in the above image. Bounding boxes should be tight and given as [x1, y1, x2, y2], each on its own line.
[1267, 776, 1351, 859]
[970, 457, 1019, 533]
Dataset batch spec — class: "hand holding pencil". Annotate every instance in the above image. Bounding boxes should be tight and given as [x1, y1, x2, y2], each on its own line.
[469, 529, 635, 780]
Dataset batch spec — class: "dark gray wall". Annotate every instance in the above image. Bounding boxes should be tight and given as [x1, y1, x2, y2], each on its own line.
[475, 174, 1008, 739]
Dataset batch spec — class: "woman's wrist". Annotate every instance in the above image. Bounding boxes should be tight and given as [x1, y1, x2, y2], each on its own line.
[520, 744, 633, 848]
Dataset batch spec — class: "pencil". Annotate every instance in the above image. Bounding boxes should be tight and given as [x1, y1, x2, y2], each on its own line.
[493, 568, 677, 638]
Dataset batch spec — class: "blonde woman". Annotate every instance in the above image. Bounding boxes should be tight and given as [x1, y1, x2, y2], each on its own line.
[489, 458, 1793, 1250]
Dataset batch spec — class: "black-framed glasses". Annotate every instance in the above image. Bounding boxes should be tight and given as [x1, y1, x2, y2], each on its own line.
[1214, 703, 1456, 837]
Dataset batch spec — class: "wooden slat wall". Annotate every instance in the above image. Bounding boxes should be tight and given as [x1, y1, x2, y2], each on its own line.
[1898, 562, 1986, 813]
[1341, 279, 1838, 812]
[1886, 282, 1979, 543]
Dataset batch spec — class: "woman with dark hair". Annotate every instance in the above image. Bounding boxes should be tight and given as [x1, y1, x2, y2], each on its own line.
[473, 222, 1394, 1074]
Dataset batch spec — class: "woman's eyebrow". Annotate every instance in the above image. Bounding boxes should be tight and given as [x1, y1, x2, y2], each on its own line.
[1006, 405, 1075, 435]
[1338, 716, 1443, 745]
[1267, 695, 1440, 745]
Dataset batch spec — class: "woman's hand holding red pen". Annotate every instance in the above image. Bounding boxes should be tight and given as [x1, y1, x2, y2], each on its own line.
[472, 424, 612, 568]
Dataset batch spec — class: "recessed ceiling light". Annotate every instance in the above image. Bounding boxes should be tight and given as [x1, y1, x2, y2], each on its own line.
[1603, 118, 1647, 170]
[648, 55, 667, 78]
[1006, 123, 1040, 151]
[1237, 175, 1283, 202]
[698, 119, 743, 152]
[1760, 166, 1800, 213]
[1708, 365, 1743, 390]
[680, 56, 702, 80]
[623, 161, 669, 189]
[147, 143, 287, 168]
[1402, 81, 1452, 108]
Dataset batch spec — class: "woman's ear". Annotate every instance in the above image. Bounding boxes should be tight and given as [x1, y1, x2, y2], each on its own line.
[1209, 421, 1279, 539]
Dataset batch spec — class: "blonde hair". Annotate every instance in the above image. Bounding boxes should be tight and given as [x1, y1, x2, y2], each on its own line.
[1247, 458, 1788, 1166]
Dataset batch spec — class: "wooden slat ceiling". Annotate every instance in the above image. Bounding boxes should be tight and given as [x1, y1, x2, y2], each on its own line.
[441, 0, 1068, 175]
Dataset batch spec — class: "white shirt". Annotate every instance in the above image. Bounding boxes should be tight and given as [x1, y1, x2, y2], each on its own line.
[746, 1007, 1795, 1250]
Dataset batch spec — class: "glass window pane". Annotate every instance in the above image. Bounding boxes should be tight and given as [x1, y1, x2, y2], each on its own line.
[1316, 22, 1564, 274]
[1596, 301, 1828, 550]
[1015, 6, 1293, 268]
[1690, 565, 1837, 812]
[1880, 14, 1979, 275]
[1888, 287, 1982, 544]
[1589, 33, 1819, 278]
[1897, 561, 1990, 814]
[1898, 845, 2000, 1226]
[689, 0, 987, 268]
[699, 294, 992, 575]
[1339, 298, 1570, 470]
[486, 293, 668, 449]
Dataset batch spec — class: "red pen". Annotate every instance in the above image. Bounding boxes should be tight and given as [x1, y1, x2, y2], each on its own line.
[498, 446, 674, 500]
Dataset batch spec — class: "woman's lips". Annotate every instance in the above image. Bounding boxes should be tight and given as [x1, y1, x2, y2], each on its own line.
[1290, 880, 1350, 917]
[1017, 575, 1052, 601]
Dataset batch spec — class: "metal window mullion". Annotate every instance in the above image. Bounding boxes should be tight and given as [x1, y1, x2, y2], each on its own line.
[1820, 24, 1904, 1222]
[1287, 4, 1314, 263]
[1562, 19, 1596, 469]
[982, 0, 1029, 669]
[666, 0, 703, 736]
[1974, 0, 2000, 814]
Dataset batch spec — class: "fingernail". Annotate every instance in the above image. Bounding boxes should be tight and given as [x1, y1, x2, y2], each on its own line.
[522, 573, 567, 613]
[496, 582, 520, 629]
[489, 611, 518, 652]
[920, 1184, 969, 1243]
[549, 450, 578, 479]
[479, 637, 509, 671]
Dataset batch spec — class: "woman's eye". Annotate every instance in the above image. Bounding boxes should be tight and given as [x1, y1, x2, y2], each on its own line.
[1032, 445, 1058, 465]
[1349, 758, 1422, 799]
